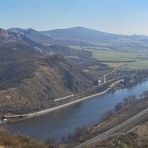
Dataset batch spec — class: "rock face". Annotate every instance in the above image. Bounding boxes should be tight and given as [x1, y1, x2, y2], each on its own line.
[0, 28, 25, 43]
[0, 29, 95, 114]
[8, 28, 55, 45]
[8, 27, 92, 46]
[0, 28, 47, 54]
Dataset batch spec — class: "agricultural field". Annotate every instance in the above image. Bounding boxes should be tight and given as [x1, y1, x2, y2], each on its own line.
[126, 60, 148, 69]
[69, 45, 148, 69]
[92, 50, 148, 69]
[92, 51, 138, 62]
[102, 62, 128, 68]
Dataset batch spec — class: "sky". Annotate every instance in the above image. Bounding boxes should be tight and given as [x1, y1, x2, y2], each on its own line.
[1, 0, 148, 35]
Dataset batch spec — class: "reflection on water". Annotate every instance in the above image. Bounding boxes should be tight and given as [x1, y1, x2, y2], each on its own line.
[7, 80, 148, 141]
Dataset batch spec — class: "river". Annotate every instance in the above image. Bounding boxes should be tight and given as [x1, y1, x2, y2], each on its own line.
[6, 80, 148, 142]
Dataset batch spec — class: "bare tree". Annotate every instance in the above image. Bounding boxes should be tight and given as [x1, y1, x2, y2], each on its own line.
[115, 102, 124, 111]
[123, 95, 136, 105]
[142, 90, 148, 100]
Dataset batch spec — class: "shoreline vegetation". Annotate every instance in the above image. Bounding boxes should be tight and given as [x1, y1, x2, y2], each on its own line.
[1, 69, 147, 147]
[59, 90, 148, 148]
[0, 88, 147, 148]
[2, 71, 148, 123]
[3, 78, 124, 123]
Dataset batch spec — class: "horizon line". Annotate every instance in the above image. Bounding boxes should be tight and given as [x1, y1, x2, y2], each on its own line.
[2, 26, 148, 36]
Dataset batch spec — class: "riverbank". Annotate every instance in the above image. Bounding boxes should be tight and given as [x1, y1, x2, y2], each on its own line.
[75, 107, 148, 148]
[4, 79, 123, 122]
[6, 79, 148, 141]
[64, 96, 148, 148]
[4, 70, 148, 122]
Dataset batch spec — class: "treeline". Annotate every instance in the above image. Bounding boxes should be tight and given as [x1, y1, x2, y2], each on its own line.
[102, 90, 148, 121]
[115, 90, 148, 112]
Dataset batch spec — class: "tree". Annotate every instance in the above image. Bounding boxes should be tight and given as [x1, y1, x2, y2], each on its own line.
[142, 90, 148, 100]
[123, 95, 136, 105]
[115, 102, 124, 111]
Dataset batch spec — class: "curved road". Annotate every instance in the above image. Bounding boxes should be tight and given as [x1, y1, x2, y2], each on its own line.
[103, 64, 126, 83]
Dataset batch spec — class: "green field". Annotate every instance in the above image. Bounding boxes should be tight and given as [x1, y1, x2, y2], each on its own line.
[92, 50, 141, 61]
[70, 45, 148, 70]
[92, 50, 148, 69]
[125, 60, 148, 69]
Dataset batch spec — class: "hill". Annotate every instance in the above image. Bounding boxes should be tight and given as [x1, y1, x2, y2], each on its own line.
[9, 26, 148, 50]
[41, 26, 125, 42]
[41, 26, 148, 51]
[8, 28, 55, 45]
[0, 29, 95, 114]
[41, 26, 148, 42]
[8, 28, 90, 46]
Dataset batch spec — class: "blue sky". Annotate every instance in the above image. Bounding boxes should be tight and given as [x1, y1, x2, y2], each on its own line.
[1, 0, 148, 35]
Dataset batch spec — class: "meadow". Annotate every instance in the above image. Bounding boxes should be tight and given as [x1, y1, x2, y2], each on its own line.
[92, 50, 148, 69]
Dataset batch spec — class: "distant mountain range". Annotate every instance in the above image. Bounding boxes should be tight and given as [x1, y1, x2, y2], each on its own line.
[2, 28, 92, 57]
[8, 27, 90, 46]
[41, 26, 148, 43]
[0, 28, 47, 54]
[8, 26, 148, 50]
[41, 26, 126, 42]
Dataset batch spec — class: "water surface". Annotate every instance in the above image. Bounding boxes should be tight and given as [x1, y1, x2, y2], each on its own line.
[7, 80, 148, 141]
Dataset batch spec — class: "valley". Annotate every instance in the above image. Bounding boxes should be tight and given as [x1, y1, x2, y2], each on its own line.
[6, 79, 148, 144]
[1, 1, 148, 148]
[0, 26, 147, 148]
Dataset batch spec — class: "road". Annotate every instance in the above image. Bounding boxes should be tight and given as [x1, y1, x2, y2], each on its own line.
[75, 107, 148, 148]
[103, 67, 118, 83]
[103, 63, 127, 83]
[54, 94, 74, 102]
[4, 79, 122, 119]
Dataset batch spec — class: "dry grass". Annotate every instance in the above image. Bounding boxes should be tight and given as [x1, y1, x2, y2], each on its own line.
[91, 99, 148, 136]
[90, 122, 148, 148]
[0, 132, 48, 148]
[65, 99, 148, 148]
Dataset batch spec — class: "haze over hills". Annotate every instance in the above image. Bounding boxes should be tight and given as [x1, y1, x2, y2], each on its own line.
[0, 28, 49, 56]
[8, 26, 148, 51]
[41, 26, 148, 41]
[7, 28, 57, 45]
[0, 28, 40, 47]
[5, 27, 95, 63]
[8, 27, 90, 46]
[41, 26, 126, 42]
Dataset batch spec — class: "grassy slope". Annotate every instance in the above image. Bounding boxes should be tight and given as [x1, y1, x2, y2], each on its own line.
[92, 51, 133, 61]
[0, 131, 48, 148]
[90, 122, 148, 148]
[126, 60, 148, 69]
[64, 99, 148, 148]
